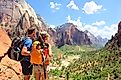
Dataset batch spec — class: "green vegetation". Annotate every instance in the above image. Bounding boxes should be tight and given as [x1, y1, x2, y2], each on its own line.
[52, 45, 97, 56]
[50, 45, 121, 80]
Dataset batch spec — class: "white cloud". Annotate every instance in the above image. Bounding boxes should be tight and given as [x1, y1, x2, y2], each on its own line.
[67, 0, 79, 10]
[50, 2, 61, 10]
[49, 25, 56, 28]
[66, 15, 83, 30]
[82, 1, 103, 14]
[66, 15, 71, 21]
[92, 21, 105, 26]
[83, 23, 118, 39]
[100, 23, 118, 38]
[66, 16, 118, 39]
[84, 23, 118, 39]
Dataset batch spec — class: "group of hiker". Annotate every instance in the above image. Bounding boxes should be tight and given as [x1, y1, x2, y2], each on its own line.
[20, 27, 52, 80]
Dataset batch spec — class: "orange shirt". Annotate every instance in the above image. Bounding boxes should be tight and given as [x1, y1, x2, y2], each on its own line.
[30, 41, 43, 65]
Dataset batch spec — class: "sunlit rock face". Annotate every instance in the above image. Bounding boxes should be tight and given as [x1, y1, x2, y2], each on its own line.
[0, 0, 48, 39]
[54, 23, 92, 47]
[0, 27, 22, 80]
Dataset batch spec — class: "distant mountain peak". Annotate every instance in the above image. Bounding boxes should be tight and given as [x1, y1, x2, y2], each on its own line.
[84, 30, 108, 47]
[84, 30, 89, 33]
[84, 30, 95, 38]
[97, 35, 102, 38]
[51, 23, 92, 47]
[60, 23, 76, 28]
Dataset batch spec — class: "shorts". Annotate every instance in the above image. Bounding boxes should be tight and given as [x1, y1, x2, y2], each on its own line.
[33, 64, 44, 73]
[20, 61, 33, 75]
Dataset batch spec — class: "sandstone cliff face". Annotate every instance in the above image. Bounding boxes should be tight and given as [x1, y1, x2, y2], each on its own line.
[0, 0, 47, 39]
[47, 28, 56, 45]
[49, 23, 92, 47]
[0, 27, 22, 80]
[105, 21, 121, 51]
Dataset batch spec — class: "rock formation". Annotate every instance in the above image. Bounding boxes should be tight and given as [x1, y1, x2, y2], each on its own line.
[105, 21, 121, 51]
[0, 27, 22, 80]
[84, 30, 99, 45]
[0, 0, 47, 39]
[49, 23, 92, 47]
[84, 30, 108, 47]
[47, 27, 56, 45]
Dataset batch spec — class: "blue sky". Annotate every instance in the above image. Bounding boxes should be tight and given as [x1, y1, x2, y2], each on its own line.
[26, 0, 121, 39]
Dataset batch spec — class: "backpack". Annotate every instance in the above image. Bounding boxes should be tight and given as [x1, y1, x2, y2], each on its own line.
[7, 37, 26, 61]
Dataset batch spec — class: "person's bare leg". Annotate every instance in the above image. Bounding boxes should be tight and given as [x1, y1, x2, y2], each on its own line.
[41, 72, 45, 80]
[46, 65, 49, 80]
[46, 71, 48, 80]
[35, 72, 41, 80]
[24, 75, 30, 80]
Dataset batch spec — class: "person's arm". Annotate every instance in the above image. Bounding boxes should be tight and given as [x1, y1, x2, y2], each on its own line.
[49, 43, 53, 57]
[21, 46, 30, 56]
[21, 39, 32, 56]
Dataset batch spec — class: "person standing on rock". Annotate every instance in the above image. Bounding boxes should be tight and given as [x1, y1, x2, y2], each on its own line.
[21, 27, 36, 80]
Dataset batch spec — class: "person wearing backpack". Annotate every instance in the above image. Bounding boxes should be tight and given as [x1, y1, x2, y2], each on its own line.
[30, 35, 44, 80]
[21, 27, 36, 80]
[40, 31, 53, 80]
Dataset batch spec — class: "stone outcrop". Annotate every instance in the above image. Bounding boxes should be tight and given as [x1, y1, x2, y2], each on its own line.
[0, 0, 47, 39]
[47, 28, 56, 45]
[0, 27, 22, 80]
[49, 23, 92, 47]
[105, 21, 121, 51]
